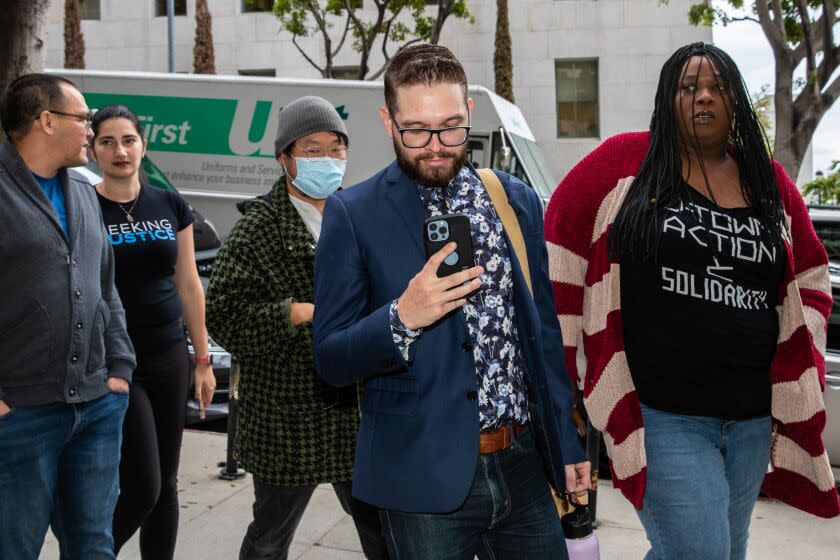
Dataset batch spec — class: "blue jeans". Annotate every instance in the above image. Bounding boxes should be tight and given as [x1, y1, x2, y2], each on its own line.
[636, 404, 772, 560]
[380, 426, 568, 560]
[0, 390, 129, 560]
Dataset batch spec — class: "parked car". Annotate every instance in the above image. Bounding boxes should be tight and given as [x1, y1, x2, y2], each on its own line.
[73, 156, 231, 425]
[808, 206, 840, 469]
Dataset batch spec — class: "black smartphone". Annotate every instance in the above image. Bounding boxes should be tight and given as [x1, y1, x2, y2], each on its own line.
[423, 213, 481, 298]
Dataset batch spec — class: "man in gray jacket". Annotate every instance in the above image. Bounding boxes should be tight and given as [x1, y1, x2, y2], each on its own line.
[0, 74, 136, 559]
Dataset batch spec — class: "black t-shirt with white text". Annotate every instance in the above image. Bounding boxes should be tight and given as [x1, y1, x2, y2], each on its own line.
[97, 184, 194, 352]
[620, 186, 785, 419]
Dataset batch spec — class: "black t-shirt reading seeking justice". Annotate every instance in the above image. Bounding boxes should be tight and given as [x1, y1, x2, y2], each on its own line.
[97, 184, 194, 352]
[620, 185, 786, 419]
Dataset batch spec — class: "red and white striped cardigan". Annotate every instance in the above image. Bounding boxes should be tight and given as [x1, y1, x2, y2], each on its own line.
[545, 132, 840, 518]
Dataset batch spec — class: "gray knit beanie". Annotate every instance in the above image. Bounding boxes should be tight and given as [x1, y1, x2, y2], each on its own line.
[274, 95, 348, 156]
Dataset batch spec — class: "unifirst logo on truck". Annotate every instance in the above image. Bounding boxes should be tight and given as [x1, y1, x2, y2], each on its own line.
[85, 93, 348, 158]
[137, 115, 191, 146]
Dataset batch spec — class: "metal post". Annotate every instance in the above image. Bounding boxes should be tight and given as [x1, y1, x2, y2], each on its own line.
[219, 356, 245, 480]
[167, 0, 175, 73]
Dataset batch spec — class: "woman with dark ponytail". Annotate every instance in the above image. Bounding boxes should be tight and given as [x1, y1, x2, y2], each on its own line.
[90, 104, 216, 559]
[546, 42, 839, 559]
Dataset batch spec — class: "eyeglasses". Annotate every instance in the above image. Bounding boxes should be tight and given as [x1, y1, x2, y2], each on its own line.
[48, 109, 94, 127]
[391, 116, 471, 149]
[293, 145, 349, 159]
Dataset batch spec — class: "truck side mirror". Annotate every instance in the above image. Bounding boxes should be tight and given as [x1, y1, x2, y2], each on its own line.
[499, 146, 512, 171]
[498, 127, 512, 170]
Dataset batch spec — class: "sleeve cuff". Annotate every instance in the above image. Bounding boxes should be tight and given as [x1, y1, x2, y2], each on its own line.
[389, 300, 421, 361]
[282, 297, 294, 329]
[107, 360, 134, 384]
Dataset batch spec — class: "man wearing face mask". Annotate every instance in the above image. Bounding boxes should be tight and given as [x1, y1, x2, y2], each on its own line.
[205, 96, 388, 560]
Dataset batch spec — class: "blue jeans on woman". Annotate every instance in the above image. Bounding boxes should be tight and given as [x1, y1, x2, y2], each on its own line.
[636, 403, 772, 560]
[380, 425, 569, 560]
[0, 390, 129, 560]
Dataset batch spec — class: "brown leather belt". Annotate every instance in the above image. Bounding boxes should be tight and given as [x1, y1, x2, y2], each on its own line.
[479, 423, 527, 454]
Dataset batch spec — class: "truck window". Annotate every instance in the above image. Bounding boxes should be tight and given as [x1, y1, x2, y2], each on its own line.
[813, 220, 840, 350]
[468, 138, 488, 169]
[507, 133, 556, 202]
[491, 131, 527, 185]
[490, 131, 556, 207]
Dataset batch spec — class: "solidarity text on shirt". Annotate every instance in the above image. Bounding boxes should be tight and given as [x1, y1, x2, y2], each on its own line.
[659, 198, 777, 311]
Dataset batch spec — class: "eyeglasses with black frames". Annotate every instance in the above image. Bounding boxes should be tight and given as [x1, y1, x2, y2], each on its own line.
[48, 109, 94, 127]
[391, 116, 471, 149]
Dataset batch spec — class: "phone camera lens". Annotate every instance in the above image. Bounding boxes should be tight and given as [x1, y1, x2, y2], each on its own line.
[439, 226, 448, 236]
[429, 223, 438, 231]
[430, 233, 439, 241]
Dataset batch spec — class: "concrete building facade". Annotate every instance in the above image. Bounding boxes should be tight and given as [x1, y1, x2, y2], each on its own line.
[45, 0, 711, 182]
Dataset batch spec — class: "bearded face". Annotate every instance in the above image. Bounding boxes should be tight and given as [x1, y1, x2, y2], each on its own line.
[384, 82, 472, 189]
[392, 134, 468, 189]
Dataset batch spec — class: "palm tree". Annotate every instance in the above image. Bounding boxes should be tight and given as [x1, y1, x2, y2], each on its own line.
[494, 0, 514, 103]
[193, 0, 216, 74]
[64, 0, 85, 69]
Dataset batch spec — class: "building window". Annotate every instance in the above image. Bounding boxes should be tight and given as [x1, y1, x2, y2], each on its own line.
[238, 68, 277, 77]
[555, 59, 599, 138]
[242, 0, 274, 12]
[79, 0, 100, 20]
[155, 0, 187, 17]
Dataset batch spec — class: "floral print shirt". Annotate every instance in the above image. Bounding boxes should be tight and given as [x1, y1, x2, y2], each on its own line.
[389, 166, 528, 429]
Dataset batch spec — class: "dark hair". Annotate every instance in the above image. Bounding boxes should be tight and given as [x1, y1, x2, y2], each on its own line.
[91, 104, 143, 139]
[608, 42, 784, 260]
[383, 44, 468, 116]
[0, 74, 78, 140]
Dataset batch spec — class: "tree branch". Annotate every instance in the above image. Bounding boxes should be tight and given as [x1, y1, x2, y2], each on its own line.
[431, 0, 454, 44]
[730, 15, 759, 24]
[379, 15, 394, 66]
[815, 41, 840, 94]
[820, 0, 838, 86]
[331, 13, 351, 58]
[796, 0, 817, 95]
[756, 0, 792, 57]
[821, 71, 840, 108]
[292, 34, 326, 76]
[368, 37, 423, 81]
[343, 0, 367, 46]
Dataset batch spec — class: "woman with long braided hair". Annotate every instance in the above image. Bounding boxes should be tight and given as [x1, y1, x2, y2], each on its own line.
[546, 42, 839, 559]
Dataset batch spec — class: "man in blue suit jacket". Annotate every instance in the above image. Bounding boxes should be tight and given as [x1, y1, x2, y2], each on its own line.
[313, 45, 589, 559]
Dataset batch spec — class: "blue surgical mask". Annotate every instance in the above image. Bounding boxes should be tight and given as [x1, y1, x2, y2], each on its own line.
[290, 156, 346, 199]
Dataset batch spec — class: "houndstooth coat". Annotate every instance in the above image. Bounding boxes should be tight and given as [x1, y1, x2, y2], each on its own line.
[206, 179, 359, 486]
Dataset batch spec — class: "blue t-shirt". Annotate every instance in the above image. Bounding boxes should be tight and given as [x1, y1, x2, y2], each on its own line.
[32, 173, 68, 234]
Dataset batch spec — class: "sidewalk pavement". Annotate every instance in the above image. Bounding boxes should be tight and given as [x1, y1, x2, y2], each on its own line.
[40, 429, 840, 559]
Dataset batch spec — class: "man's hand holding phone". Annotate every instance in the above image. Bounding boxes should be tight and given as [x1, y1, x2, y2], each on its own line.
[397, 242, 483, 331]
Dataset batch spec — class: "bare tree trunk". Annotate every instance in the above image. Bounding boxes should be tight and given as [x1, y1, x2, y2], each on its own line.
[494, 0, 514, 103]
[0, 0, 50, 143]
[193, 0, 216, 74]
[64, 0, 86, 69]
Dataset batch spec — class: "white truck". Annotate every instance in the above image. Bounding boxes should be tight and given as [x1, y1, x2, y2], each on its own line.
[51, 70, 557, 237]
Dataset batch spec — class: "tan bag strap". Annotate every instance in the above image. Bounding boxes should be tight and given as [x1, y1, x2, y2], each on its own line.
[477, 168, 532, 297]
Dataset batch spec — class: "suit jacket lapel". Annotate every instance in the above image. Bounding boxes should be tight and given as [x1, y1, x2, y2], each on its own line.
[382, 161, 470, 332]
[384, 162, 426, 256]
